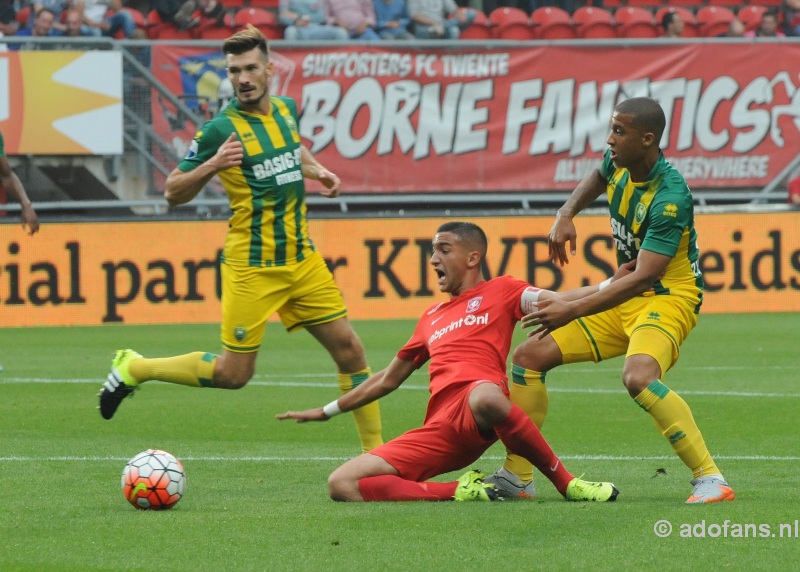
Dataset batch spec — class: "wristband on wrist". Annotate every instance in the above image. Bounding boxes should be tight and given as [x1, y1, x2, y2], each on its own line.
[598, 278, 612, 290]
[322, 400, 342, 418]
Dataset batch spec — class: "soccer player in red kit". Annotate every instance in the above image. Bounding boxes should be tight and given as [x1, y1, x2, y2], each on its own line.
[277, 221, 620, 503]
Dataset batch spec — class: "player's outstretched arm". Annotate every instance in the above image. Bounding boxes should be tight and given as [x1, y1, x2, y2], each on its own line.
[549, 169, 607, 267]
[165, 133, 243, 207]
[300, 145, 341, 198]
[523, 253, 669, 337]
[276, 358, 415, 423]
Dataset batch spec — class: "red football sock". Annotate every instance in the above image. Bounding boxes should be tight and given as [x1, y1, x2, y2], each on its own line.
[358, 475, 457, 501]
[494, 404, 574, 495]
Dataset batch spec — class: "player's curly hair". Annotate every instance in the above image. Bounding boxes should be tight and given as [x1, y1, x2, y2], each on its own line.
[223, 25, 269, 58]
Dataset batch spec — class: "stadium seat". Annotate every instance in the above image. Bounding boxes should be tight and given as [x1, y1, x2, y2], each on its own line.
[155, 24, 194, 39]
[749, 0, 781, 5]
[489, 7, 535, 40]
[530, 6, 576, 40]
[233, 7, 282, 39]
[459, 8, 492, 40]
[15, 6, 30, 27]
[708, 0, 745, 5]
[737, 5, 768, 31]
[696, 6, 735, 37]
[113, 8, 147, 39]
[249, 0, 280, 9]
[145, 9, 171, 39]
[601, 0, 623, 8]
[655, 6, 699, 37]
[221, 0, 246, 8]
[143, 9, 193, 40]
[615, 6, 660, 38]
[667, 0, 703, 6]
[572, 6, 617, 39]
[194, 15, 235, 39]
[627, 0, 663, 7]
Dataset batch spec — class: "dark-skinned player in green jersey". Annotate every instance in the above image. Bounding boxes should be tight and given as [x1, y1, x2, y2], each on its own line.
[484, 97, 735, 505]
[98, 25, 382, 454]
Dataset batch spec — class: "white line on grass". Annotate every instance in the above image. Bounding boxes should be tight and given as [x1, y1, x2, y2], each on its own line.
[1, 376, 798, 399]
[0, 454, 797, 462]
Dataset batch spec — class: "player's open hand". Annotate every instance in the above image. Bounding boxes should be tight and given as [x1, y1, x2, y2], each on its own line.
[212, 132, 244, 171]
[613, 259, 637, 281]
[520, 297, 576, 339]
[275, 408, 328, 423]
[316, 168, 341, 198]
[548, 214, 578, 267]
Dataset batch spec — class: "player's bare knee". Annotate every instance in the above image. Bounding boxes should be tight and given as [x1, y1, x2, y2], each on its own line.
[512, 342, 547, 371]
[333, 338, 367, 372]
[621, 374, 649, 396]
[469, 385, 510, 426]
[327, 473, 355, 502]
[213, 370, 253, 389]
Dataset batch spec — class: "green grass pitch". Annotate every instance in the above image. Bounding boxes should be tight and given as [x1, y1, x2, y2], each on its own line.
[1, 313, 798, 570]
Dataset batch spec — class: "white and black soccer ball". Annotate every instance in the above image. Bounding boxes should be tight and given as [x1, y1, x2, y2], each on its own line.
[121, 449, 186, 510]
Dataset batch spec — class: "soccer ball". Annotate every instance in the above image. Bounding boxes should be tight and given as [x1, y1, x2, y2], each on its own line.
[121, 449, 186, 510]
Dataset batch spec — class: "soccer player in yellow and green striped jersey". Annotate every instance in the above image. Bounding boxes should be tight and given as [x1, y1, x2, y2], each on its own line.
[97, 25, 382, 454]
[485, 97, 734, 504]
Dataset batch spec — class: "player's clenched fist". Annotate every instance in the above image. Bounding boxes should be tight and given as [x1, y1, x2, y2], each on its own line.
[213, 132, 244, 171]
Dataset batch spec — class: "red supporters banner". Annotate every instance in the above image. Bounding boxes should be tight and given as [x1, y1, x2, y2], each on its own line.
[151, 42, 800, 193]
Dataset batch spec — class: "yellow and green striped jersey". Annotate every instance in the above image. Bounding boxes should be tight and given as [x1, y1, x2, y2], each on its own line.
[599, 149, 703, 313]
[179, 96, 315, 267]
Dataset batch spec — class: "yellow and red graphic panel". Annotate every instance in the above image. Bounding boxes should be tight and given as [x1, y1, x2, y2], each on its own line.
[0, 51, 122, 155]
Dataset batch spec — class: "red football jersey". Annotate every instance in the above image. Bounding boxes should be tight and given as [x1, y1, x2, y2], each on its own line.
[397, 275, 536, 400]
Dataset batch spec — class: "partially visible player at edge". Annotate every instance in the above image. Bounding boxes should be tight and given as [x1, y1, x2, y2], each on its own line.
[0, 129, 40, 236]
[484, 97, 735, 504]
[278, 222, 620, 504]
[98, 25, 382, 453]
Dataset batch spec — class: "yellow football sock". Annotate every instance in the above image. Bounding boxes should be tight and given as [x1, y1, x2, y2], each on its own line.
[128, 352, 217, 388]
[339, 368, 383, 452]
[502, 365, 550, 482]
[634, 380, 720, 479]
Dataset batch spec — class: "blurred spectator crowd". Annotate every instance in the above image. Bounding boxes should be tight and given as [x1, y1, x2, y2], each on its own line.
[0, 0, 798, 43]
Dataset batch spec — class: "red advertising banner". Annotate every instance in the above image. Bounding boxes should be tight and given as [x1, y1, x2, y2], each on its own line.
[151, 42, 800, 193]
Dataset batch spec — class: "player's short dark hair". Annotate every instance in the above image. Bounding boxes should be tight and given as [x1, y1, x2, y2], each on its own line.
[616, 97, 666, 141]
[223, 24, 269, 58]
[436, 222, 488, 257]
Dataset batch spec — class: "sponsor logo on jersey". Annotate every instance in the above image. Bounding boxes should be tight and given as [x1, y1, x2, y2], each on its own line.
[663, 203, 678, 218]
[252, 148, 302, 181]
[428, 312, 489, 345]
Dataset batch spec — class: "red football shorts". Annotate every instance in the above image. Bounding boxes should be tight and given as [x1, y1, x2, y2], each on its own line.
[368, 380, 502, 482]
